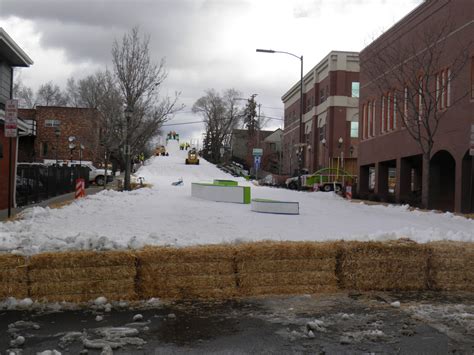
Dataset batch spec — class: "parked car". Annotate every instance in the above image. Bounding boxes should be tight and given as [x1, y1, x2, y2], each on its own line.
[43, 160, 113, 186]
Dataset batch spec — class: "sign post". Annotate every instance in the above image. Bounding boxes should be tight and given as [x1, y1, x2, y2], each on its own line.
[5, 99, 18, 218]
[252, 148, 263, 180]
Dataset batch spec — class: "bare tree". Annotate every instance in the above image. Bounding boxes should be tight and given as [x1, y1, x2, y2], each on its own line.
[36, 81, 68, 106]
[13, 81, 35, 108]
[112, 27, 183, 190]
[192, 88, 243, 163]
[361, 9, 471, 208]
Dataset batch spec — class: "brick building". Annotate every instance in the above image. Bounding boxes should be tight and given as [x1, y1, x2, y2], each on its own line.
[358, 0, 474, 213]
[0, 28, 33, 211]
[18, 106, 103, 165]
[281, 51, 359, 176]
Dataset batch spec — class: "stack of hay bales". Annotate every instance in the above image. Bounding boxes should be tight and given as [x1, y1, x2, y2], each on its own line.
[0, 254, 28, 299]
[428, 241, 474, 291]
[235, 242, 339, 296]
[137, 245, 237, 299]
[28, 251, 137, 302]
[339, 240, 429, 291]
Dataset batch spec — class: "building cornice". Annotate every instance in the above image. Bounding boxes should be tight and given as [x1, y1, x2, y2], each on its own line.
[0, 28, 33, 67]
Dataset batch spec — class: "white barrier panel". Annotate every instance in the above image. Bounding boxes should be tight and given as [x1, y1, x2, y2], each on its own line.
[251, 198, 299, 215]
[191, 183, 251, 204]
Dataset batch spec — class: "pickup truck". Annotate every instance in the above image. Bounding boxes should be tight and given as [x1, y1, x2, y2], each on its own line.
[44, 160, 113, 186]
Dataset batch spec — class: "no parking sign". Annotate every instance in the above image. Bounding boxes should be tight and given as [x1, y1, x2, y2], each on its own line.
[254, 155, 261, 170]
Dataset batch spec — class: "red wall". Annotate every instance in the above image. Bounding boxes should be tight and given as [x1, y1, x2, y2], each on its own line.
[0, 125, 17, 210]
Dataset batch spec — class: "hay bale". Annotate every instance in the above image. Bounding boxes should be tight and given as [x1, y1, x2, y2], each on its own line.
[29, 250, 136, 269]
[339, 240, 429, 291]
[0, 254, 28, 299]
[235, 241, 338, 260]
[30, 279, 135, 297]
[137, 245, 237, 299]
[235, 242, 339, 296]
[139, 262, 235, 276]
[33, 291, 138, 303]
[28, 250, 137, 302]
[138, 245, 236, 264]
[428, 242, 474, 291]
[29, 265, 136, 282]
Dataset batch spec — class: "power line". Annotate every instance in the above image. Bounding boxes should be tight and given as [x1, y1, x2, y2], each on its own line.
[261, 106, 284, 111]
[162, 120, 204, 127]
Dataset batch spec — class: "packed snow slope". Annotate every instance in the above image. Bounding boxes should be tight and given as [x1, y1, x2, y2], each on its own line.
[1, 139, 473, 255]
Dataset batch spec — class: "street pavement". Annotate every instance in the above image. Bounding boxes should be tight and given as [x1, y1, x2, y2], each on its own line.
[1, 292, 473, 354]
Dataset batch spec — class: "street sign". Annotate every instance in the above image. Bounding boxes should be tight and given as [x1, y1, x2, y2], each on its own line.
[252, 148, 263, 156]
[220, 147, 225, 157]
[4, 99, 18, 137]
[254, 155, 261, 169]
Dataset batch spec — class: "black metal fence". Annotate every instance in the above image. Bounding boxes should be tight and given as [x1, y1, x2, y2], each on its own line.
[16, 165, 90, 207]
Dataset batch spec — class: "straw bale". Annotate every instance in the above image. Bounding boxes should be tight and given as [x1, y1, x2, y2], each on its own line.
[339, 241, 429, 291]
[138, 274, 236, 290]
[29, 265, 136, 282]
[239, 285, 337, 297]
[138, 283, 237, 299]
[30, 279, 135, 297]
[0, 282, 28, 299]
[238, 271, 337, 288]
[33, 291, 138, 303]
[0, 268, 28, 283]
[235, 241, 339, 261]
[238, 258, 335, 274]
[0, 254, 27, 268]
[139, 262, 234, 276]
[138, 245, 235, 264]
[29, 250, 136, 269]
[428, 242, 474, 291]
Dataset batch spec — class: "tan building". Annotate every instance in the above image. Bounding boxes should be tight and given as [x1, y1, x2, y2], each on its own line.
[282, 51, 359, 176]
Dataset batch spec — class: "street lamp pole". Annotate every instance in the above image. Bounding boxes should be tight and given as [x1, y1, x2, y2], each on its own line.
[256, 48, 304, 189]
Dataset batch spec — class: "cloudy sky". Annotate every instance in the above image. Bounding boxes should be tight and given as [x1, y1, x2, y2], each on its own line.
[0, 0, 422, 142]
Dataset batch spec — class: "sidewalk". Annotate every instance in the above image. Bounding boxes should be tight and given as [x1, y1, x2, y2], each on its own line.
[0, 186, 105, 222]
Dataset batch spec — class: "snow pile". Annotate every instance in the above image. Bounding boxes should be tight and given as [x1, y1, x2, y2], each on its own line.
[0, 146, 473, 255]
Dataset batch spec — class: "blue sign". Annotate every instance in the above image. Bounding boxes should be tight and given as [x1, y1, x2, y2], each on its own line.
[254, 155, 261, 170]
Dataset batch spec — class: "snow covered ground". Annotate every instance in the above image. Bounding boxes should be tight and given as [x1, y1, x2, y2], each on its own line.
[0, 140, 473, 255]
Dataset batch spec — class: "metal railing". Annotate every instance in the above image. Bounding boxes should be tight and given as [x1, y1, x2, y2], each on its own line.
[16, 165, 90, 207]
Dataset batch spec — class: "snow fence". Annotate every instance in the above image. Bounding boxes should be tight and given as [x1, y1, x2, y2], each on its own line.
[1, 240, 473, 302]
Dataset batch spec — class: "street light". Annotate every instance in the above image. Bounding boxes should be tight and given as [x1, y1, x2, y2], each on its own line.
[54, 127, 61, 164]
[256, 48, 304, 189]
[124, 106, 133, 191]
[68, 136, 76, 162]
[338, 137, 344, 169]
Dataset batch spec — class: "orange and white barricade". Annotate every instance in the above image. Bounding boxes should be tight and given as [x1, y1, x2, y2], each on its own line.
[75, 178, 86, 199]
[345, 184, 352, 200]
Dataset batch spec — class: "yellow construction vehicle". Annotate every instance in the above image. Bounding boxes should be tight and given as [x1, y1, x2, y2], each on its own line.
[185, 148, 199, 165]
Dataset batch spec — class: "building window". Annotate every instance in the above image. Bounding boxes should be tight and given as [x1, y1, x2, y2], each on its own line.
[471, 57, 474, 99]
[404, 87, 408, 121]
[351, 82, 360, 98]
[435, 68, 451, 111]
[350, 121, 359, 138]
[45, 119, 61, 128]
[392, 94, 397, 129]
[381, 95, 386, 133]
[418, 76, 424, 120]
[319, 125, 326, 142]
[40, 142, 48, 157]
[362, 104, 367, 139]
[320, 89, 325, 103]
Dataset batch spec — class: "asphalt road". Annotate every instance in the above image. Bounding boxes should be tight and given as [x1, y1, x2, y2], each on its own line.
[1, 291, 473, 354]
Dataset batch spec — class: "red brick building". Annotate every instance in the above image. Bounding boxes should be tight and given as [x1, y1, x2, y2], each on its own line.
[358, 0, 474, 212]
[0, 28, 33, 211]
[18, 106, 103, 165]
[282, 51, 359, 176]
